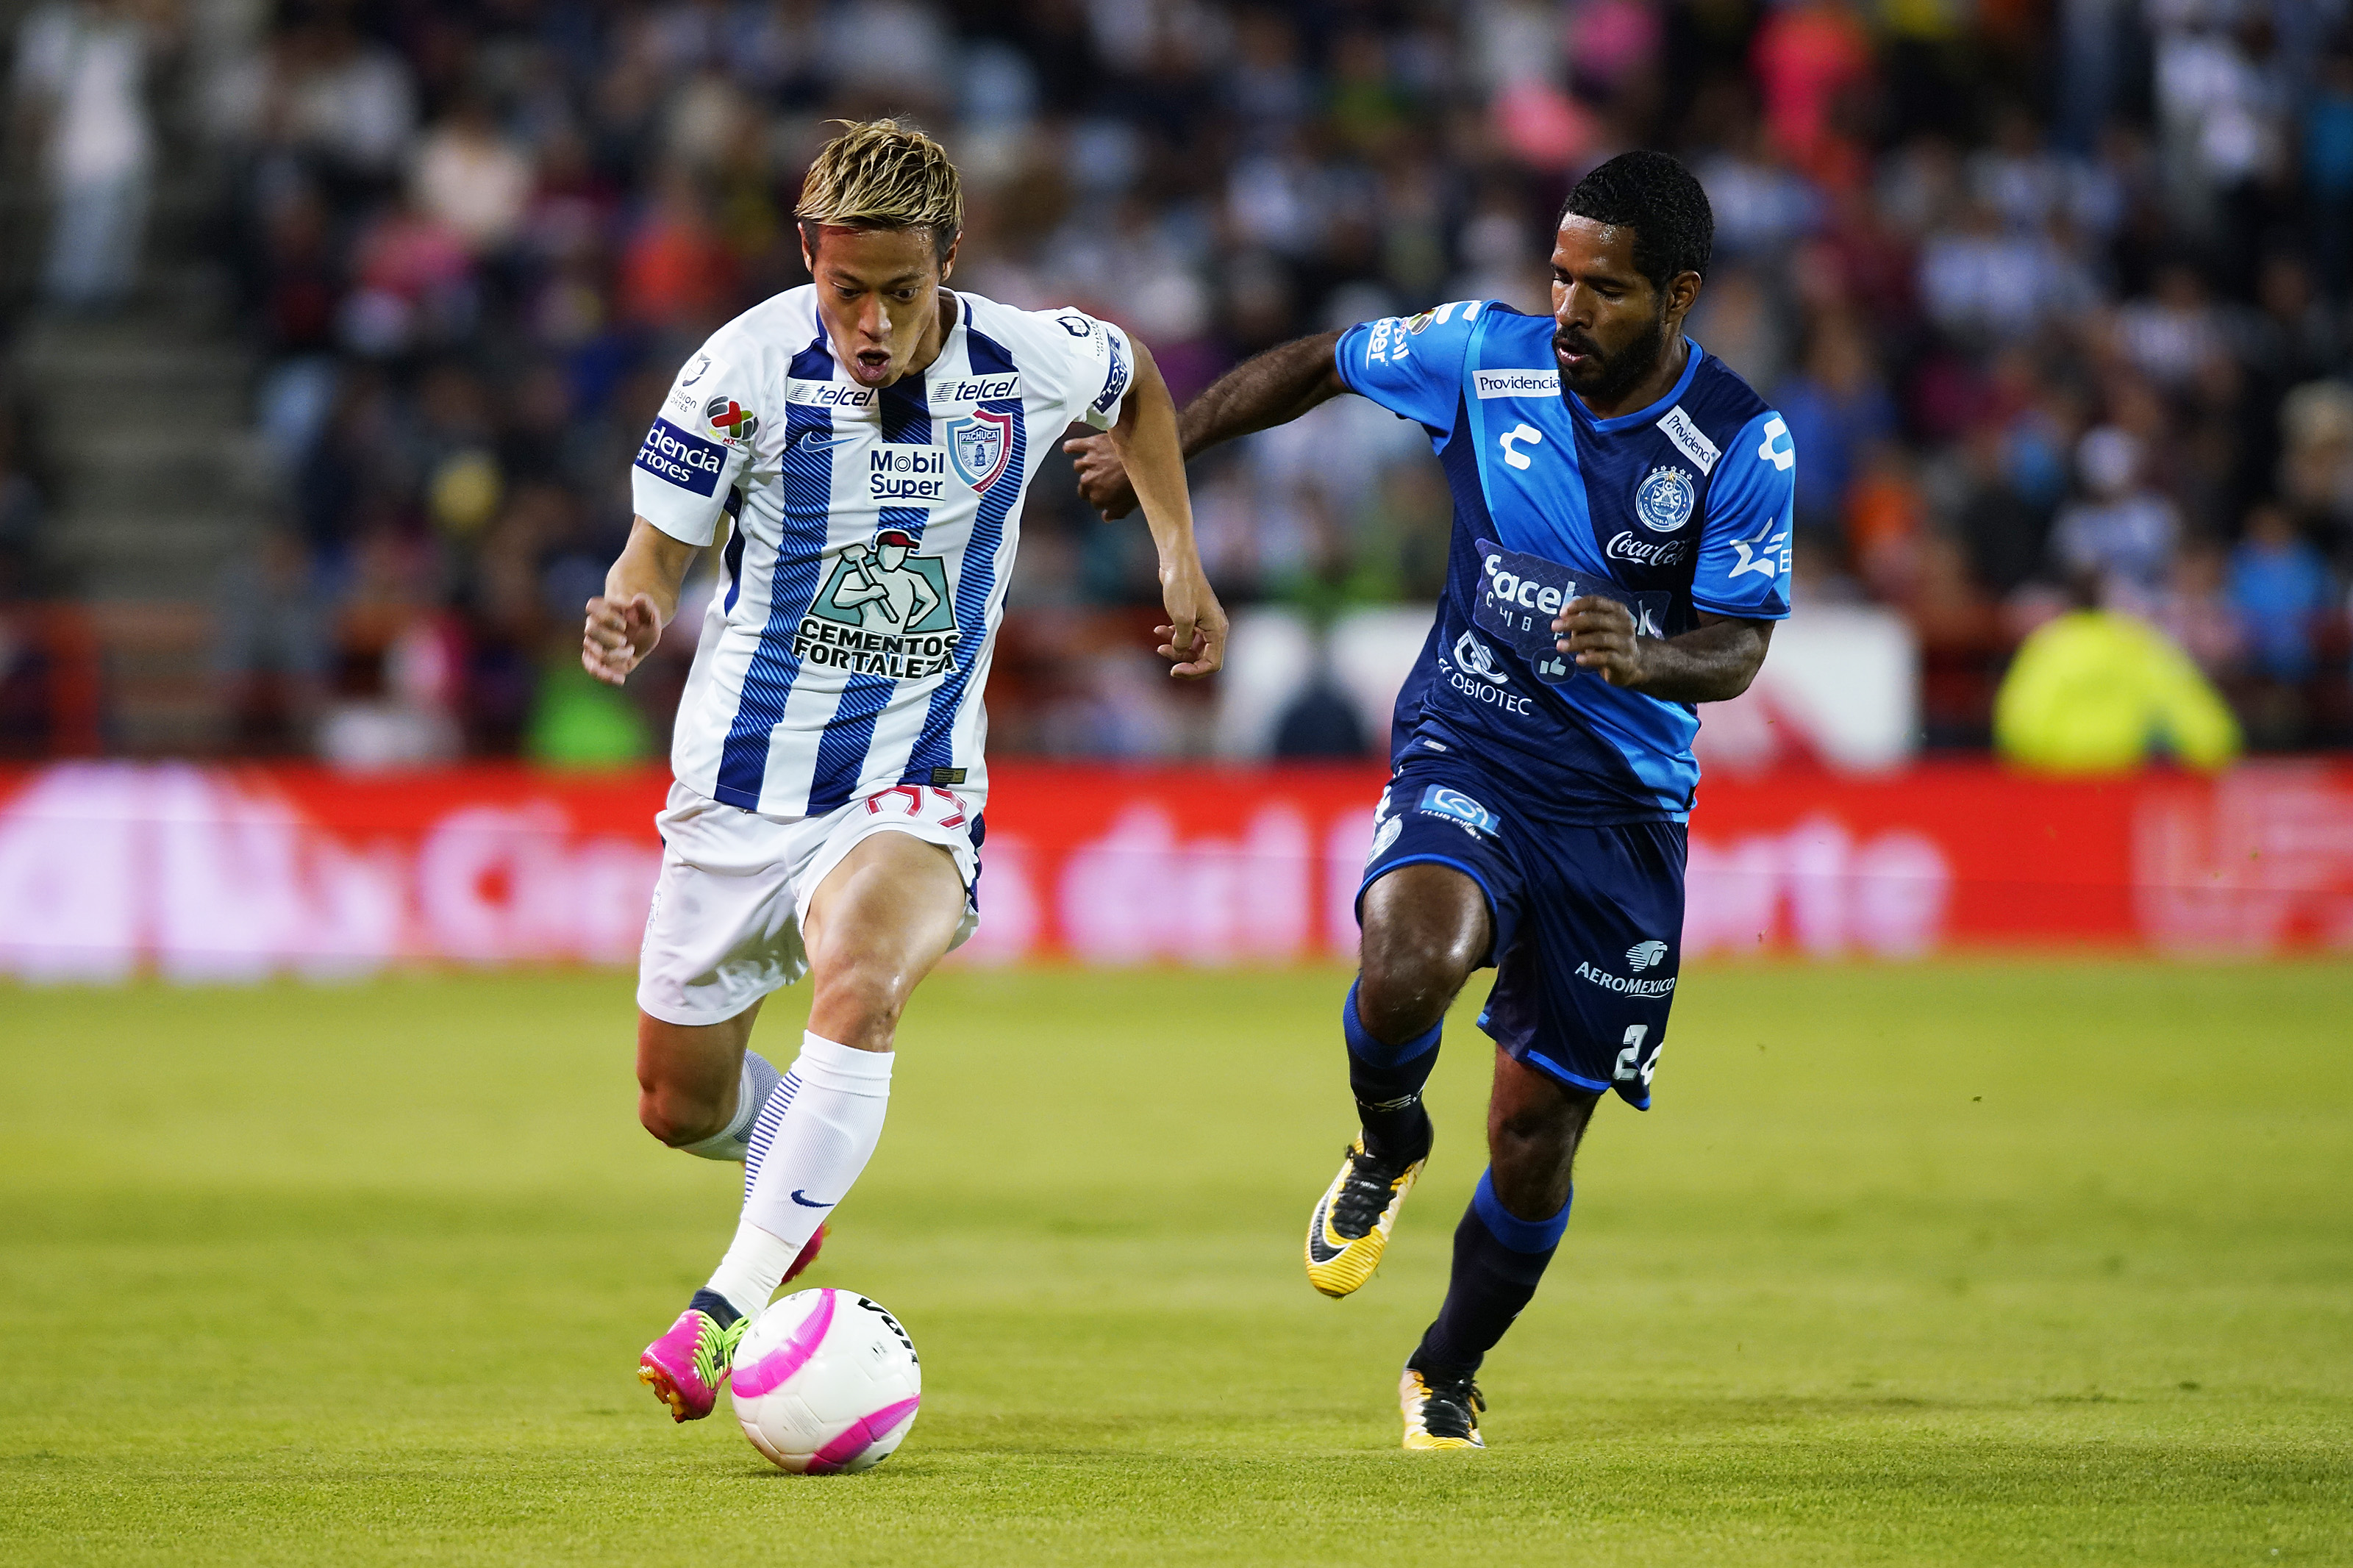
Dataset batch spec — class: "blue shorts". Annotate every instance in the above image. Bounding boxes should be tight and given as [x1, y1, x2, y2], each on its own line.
[1356, 758, 1687, 1109]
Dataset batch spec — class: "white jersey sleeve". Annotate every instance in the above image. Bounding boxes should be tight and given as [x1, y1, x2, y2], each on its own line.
[630, 335, 765, 546]
[1035, 307, 1136, 431]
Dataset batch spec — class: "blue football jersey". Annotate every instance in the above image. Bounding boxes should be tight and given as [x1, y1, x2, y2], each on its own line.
[1335, 301, 1795, 823]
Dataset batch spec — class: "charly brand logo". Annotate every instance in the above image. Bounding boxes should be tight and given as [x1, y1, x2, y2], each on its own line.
[1607, 530, 1690, 568]
[1634, 465, 1697, 533]
[797, 530, 961, 679]
[705, 396, 757, 442]
[1498, 422, 1545, 469]
[1626, 939, 1669, 971]
[947, 407, 1014, 490]
[632, 418, 727, 496]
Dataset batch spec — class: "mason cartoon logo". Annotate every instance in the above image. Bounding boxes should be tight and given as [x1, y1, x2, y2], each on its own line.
[1634, 465, 1696, 533]
[1626, 939, 1669, 972]
[797, 530, 961, 679]
[946, 407, 1014, 491]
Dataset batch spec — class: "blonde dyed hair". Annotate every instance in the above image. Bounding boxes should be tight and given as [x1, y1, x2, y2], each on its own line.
[796, 119, 963, 262]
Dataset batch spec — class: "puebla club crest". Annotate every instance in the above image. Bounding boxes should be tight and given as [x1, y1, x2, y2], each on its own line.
[946, 407, 1015, 491]
[1633, 465, 1696, 534]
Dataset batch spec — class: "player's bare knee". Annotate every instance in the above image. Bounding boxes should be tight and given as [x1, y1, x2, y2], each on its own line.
[808, 959, 913, 1049]
[638, 1086, 726, 1148]
[1357, 937, 1476, 1042]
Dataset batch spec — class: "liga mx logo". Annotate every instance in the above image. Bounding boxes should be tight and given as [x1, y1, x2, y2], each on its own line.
[946, 408, 1014, 491]
[1634, 465, 1696, 533]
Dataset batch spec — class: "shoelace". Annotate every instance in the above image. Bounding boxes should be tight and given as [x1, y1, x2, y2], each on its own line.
[1330, 1145, 1415, 1236]
[1418, 1373, 1486, 1439]
[692, 1314, 749, 1387]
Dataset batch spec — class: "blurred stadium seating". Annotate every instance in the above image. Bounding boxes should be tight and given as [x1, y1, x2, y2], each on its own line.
[0, 0, 2349, 769]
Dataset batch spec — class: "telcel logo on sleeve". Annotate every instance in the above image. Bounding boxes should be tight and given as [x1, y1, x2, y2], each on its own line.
[634, 418, 728, 495]
[1417, 784, 1502, 837]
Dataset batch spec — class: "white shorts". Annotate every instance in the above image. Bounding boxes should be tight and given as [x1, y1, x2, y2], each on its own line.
[636, 778, 981, 1028]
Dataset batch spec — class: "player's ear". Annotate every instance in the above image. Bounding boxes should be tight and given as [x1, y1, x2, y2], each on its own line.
[1665, 269, 1702, 325]
[799, 221, 818, 280]
[937, 230, 960, 284]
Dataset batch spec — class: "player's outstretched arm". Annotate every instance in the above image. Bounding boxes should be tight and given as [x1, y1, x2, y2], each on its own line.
[1106, 335, 1228, 678]
[1067, 330, 1347, 520]
[582, 516, 700, 686]
[1554, 601, 1774, 704]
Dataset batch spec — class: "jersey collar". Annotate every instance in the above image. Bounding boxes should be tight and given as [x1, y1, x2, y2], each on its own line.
[1567, 336, 1704, 433]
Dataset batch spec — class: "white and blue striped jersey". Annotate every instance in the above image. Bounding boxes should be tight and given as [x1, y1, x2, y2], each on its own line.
[632, 287, 1135, 817]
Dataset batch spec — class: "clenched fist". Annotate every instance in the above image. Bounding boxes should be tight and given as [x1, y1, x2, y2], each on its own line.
[582, 593, 663, 686]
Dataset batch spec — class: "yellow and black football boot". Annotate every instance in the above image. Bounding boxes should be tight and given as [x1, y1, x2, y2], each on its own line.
[1399, 1364, 1486, 1450]
[1304, 1137, 1426, 1298]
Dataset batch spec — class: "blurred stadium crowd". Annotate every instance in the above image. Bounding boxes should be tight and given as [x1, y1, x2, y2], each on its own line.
[2, 0, 2352, 765]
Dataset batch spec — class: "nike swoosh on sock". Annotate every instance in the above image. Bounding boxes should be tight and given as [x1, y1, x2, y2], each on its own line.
[790, 1190, 836, 1208]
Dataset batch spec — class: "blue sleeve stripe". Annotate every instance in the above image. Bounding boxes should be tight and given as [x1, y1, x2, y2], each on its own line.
[1688, 594, 1791, 620]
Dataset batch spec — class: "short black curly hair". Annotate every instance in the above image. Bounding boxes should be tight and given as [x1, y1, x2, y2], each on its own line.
[1559, 150, 1714, 292]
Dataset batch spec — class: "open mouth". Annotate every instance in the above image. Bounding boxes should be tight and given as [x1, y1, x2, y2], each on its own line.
[851, 350, 893, 384]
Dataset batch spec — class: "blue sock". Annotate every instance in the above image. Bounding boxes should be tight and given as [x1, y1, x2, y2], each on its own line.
[1342, 978, 1440, 1162]
[1413, 1169, 1570, 1375]
[688, 1287, 741, 1329]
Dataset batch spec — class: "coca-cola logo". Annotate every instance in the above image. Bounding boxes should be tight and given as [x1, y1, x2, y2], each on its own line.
[1606, 530, 1689, 567]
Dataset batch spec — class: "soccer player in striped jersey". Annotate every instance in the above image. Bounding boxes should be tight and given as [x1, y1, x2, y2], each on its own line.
[583, 120, 1227, 1424]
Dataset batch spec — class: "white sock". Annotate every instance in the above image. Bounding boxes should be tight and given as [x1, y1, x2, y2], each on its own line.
[702, 1032, 893, 1321]
[677, 1050, 781, 1162]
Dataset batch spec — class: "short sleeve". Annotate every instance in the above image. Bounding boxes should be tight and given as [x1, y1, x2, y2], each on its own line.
[1692, 409, 1796, 620]
[629, 340, 760, 546]
[1333, 301, 1486, 431]
[1045, 309, 1135, 431]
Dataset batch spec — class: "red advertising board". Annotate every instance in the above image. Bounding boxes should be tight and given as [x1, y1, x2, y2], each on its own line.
[1, 760, 2349, 980]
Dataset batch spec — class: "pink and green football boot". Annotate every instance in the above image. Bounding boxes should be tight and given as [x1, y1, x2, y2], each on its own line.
[638, 1225, 826, 1422]
[638, 1307, 745, 1422]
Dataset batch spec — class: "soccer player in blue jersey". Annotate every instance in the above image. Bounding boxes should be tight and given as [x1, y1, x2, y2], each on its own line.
[1071, 151, 1793, 1449]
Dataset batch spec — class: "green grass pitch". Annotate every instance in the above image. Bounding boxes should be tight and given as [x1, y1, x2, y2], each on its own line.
[2, 960, 2348, 1565]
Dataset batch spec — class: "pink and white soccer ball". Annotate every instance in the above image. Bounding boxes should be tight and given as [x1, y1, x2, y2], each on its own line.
[729, 1288, 921, 1474]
